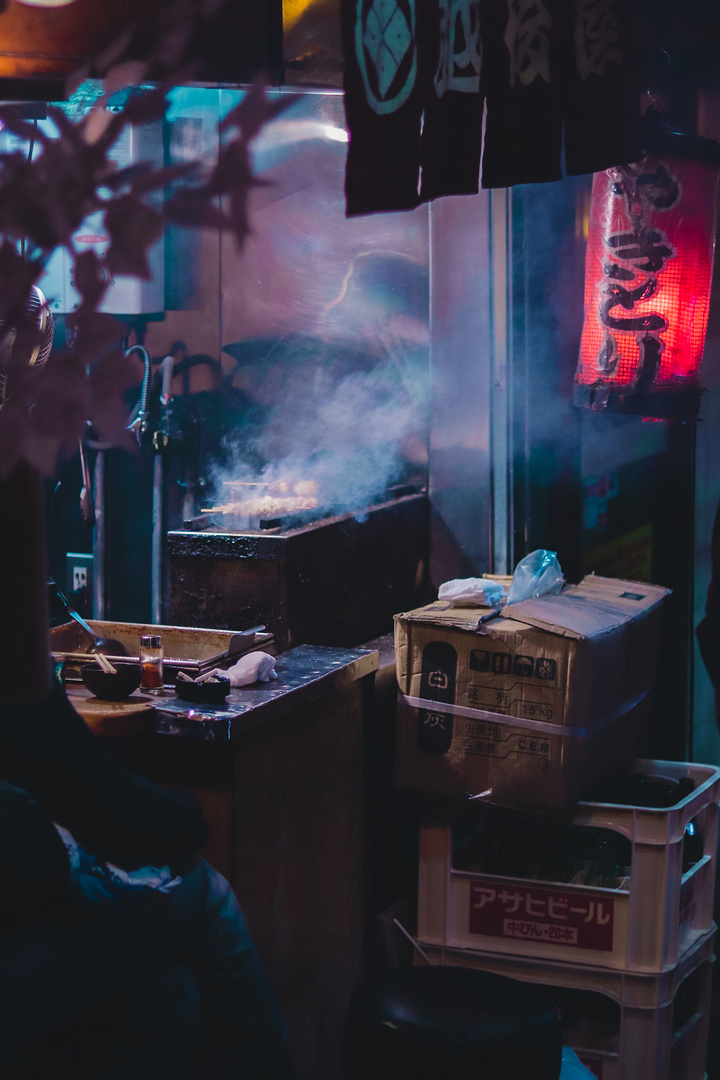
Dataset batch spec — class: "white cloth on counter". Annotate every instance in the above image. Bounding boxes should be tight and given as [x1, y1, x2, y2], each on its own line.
[224, 651, 278, 687]
[192, 651, 278, 687]
[438, 577, 506, 607]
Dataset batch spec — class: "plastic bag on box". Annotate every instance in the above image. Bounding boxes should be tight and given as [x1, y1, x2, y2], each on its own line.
[505, 549, 564, 605]
[438, 577, 506, 607]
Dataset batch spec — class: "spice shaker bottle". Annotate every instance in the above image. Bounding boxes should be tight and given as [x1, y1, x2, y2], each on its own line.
[139, 634, 164, 694]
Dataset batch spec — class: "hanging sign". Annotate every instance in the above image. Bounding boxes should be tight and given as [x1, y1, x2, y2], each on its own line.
[575, 153, 720, 419]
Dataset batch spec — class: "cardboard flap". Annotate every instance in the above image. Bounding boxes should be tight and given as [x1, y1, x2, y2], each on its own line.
[395, 602, 490, 633]
[500, 574, 671, 640]
[396, 575, 671, 641]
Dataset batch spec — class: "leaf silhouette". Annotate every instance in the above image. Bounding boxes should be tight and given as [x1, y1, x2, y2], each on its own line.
[103, 161, 196, 194]
[164, 188, 227, 228]
[74, 250, 110, 311]
[105, 195, 163, 278]
[88, 347, 139, 450]
[120, 85, 169, 126]
[0, 8, 277, 473]
[0, 243, 40, 323]
[219, 79, 292, 140]
[0, 115, 45, 142]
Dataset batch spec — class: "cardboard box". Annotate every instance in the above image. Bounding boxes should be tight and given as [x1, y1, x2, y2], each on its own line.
[394, 575, 671, 810]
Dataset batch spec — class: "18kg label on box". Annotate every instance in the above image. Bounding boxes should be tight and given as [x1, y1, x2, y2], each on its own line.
[469, 879, 614, 951]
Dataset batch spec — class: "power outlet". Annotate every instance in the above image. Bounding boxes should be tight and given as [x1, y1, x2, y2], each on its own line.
[66, 552, 94, 619]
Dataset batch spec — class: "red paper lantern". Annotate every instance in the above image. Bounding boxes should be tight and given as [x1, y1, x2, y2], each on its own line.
[575, 144, 720, 420]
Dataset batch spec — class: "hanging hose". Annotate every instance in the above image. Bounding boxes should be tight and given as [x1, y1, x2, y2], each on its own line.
[124, 344, 152, 445]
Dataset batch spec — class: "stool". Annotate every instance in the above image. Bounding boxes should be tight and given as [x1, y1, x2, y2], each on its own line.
[342, 966, 563, 1080]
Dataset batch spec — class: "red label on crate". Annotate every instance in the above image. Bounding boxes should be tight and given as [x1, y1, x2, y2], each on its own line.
[469, 880, 614, 951]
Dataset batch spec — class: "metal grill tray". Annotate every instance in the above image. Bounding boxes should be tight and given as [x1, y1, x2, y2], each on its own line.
[51, 619, 274, 682]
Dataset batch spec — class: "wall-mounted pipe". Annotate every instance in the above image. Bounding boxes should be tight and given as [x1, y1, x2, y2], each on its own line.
[124, 344, 152, 446]
[151, 355, 175, 624]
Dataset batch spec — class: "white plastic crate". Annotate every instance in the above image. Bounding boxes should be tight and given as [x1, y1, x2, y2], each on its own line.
[417, 759, 720, 972]
[416, 927, 715, 1080]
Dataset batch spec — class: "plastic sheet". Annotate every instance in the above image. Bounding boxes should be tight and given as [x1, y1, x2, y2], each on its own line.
[438, 577, 506, 608]
[506, 549, 564, 606]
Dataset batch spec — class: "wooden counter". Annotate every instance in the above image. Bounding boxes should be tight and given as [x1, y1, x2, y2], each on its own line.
[68, 644, 379, 1080]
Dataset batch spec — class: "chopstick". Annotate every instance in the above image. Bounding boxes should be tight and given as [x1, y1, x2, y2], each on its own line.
[94, 653, 117, 675]
[195, 667, 221, 684]
[53, 652, 128, 663]
[53, 651, 119, 674]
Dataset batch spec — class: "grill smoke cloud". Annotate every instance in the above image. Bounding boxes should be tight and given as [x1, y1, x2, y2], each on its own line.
[209, 340, 429, 527]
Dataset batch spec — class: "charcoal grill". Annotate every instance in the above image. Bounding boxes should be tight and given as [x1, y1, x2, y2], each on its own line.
[167, 490, 430, 650]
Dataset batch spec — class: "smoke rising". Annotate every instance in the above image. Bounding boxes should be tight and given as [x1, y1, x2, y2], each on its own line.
[209, 336, 429, 526]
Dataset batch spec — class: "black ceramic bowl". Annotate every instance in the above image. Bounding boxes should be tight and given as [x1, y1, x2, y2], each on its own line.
[174, 673, 231, 705]
[81, 661, 143, 701]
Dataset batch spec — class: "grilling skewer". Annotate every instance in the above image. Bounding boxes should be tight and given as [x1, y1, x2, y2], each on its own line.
[220, 479, 319, 494]
[202, 478, 319, 515]
[201, 498, 318, 515]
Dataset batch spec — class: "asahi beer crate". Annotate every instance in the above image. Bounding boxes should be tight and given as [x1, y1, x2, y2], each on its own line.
[394, 575, 671, 810]
[417, 760, 720, 973]
[416, 928, 715, 1080]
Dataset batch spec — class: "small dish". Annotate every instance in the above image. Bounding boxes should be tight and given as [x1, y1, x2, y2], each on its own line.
[174, 673, 231, 705]
[81, 661, 143, 701]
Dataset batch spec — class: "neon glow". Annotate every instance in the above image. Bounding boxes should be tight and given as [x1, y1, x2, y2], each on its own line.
[575, 155, 719, 416]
